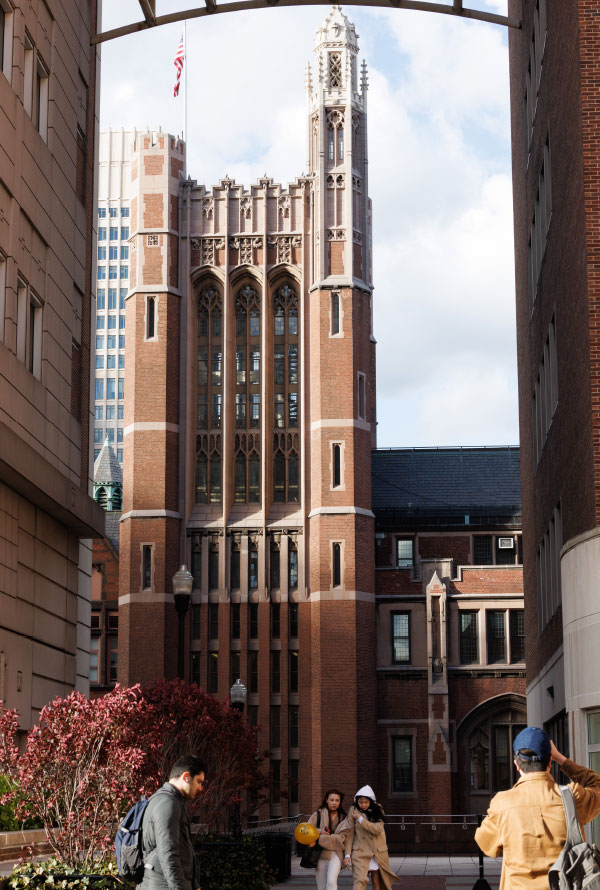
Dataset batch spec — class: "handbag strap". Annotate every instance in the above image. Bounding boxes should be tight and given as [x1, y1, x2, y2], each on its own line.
[558, 785, 585, 847]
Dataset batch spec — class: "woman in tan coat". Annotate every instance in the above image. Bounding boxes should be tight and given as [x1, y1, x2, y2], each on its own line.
[308, 788, 349, 890]
[343, 786, 396, 890]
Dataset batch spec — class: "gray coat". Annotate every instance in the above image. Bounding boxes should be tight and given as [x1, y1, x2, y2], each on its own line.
[141, 783, 197, 890]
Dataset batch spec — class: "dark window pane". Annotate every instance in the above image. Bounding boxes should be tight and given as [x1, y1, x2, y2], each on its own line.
[271, 603, 281, 639]
[288, 454, 299, 503]
[231, 603, 240, 639]
[274, 453, 285, 502]
[289, 759, 299, 804]
[231, 547, 240, 589]
[191, 604, 201, 640]
[289, 602, 299, 638]
[289, 548, 298, 588]
[487, 610, 506, 663]
[289, 651, 299, 692]
[392, 736, 413, 792]
[289, 705, 299, 747]
[460, 611, 479, 664]
[249, 651, 258, 693]
[271, 706, 281, 748]
[397, 539, 413, 568]
[510, 610, 525, 663]
[496, 536, 516, 565]
[209, 603, 219, 639]
[271, 650, 280, 693]
[493, 725, 511, 791]
[474, 535, 493, 565]
[250, 603, 258, 639]
[249, 548, 258, 590]
[333, 543, 341, 587]
[230, 651, 240, 685]
[209, 547, 219, 590]
[333, 444, 341, 487]
[208, 652, 218, 694]
[270, 548, 280, 589]
[392, 613, 410, 664]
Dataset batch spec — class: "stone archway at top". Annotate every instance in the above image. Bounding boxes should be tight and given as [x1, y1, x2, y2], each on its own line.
[92, 1, 521, 46]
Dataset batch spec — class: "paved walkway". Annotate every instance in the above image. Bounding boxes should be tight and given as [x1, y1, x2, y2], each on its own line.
[275, 855, 502, 890]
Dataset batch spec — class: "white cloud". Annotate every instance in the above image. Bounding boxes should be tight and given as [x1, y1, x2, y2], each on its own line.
[99, 2, 518, 448]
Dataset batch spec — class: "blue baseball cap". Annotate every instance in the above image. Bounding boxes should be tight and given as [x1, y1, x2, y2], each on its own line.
[513, 727, 551, 761]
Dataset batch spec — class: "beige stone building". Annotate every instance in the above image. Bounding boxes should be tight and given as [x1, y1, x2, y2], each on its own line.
[0, 0, 104, 730]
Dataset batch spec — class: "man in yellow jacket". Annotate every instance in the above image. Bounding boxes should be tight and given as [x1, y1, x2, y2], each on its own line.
[475, 726, 600, 890]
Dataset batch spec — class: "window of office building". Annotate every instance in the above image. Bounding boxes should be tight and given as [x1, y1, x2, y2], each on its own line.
[392, 736, 413, 793]
[391, 612, 410, 664]
[460, 611, 479, 664]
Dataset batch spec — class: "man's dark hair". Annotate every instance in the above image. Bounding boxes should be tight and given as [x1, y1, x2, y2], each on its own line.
[515, 748, 550, 772]
[169, 754, 207, 780]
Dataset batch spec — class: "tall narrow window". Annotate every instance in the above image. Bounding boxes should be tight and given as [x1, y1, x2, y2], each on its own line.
[191, 604, 201, 640]
[249, 603, 259, 639]
[0, 252, 6, 343]
[357, 372, 366, 420]
[332, 542, 341, 587]
[487, 611, 507, 664]
[0, 6, 14, 81]
[208, 652, 218, 694]
[510, 610, 525, 663]
[288, 542, 298, 589]
[338, 126, 343, 162]
[196, 284, 223, 502]
[289, 706, 299, 748]
[142, 545, 152, 590]
[331, 292, 340, 335]
[249, 651, 258, 693]
[272, 284, 300, 502]
[328, 127, 334, 162]
[289, 602, 299, 638]
[271, 603, 281, 639]
[391, 613, 410, 664]
[333, 443, 341, 488]
[270, 540, 281, 589]
[289, 651, 299, 693]
[192, 547, 202, 589]
[271, 650, 281, 693]
[209, 603, 219, 639]
[460, 611, 479, 664]
[28, 290, 42, 378]
[235, 285, 261, 502]
[146, 296, 156, 339]
[248, 543, 258, 590]
[231, 603, 241, 640]
[231, 539, 240, 589]
[392, 736, 413, 793]
[208, 543, 219, 590]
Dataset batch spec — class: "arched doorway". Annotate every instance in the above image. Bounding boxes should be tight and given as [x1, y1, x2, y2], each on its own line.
[457, 693, 527, 815]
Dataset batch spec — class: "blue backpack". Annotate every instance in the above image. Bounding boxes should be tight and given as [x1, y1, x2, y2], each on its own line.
[115, 797, 151, 883]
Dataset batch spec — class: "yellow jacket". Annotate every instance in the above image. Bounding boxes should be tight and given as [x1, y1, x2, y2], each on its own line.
[475, 758, 600, 890]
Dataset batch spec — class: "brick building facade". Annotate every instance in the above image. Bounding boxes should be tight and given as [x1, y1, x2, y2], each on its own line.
[106, 6, 526, 821]
[508, 0, 600, 842]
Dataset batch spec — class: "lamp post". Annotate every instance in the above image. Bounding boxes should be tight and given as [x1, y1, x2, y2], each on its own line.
[173, 565, 193, 680]
[230, 678, 247, 713]
[229, 679, 248, 836]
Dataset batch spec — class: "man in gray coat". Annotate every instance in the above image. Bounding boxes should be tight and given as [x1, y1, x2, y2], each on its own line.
[141, 755, 206, 890]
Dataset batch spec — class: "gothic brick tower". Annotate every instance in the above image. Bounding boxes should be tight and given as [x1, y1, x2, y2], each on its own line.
[119, 7, 376, 815]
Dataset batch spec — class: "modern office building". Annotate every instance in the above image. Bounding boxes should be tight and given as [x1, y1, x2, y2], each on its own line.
[0, 0, 104, 729]
[93, 130, 137, 464]
[508, 0, 600, 833]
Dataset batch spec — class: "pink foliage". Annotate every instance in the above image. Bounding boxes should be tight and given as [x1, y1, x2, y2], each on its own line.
[0, 681, 265, 867]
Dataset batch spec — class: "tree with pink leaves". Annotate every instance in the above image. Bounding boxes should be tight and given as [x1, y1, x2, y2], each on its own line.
[0, 681, 265, 869]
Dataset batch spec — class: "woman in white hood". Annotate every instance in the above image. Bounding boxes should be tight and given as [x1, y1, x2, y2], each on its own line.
[343, 785, 396, 890]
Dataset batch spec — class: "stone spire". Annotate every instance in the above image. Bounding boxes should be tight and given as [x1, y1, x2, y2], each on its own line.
[93, 437, 123, 512]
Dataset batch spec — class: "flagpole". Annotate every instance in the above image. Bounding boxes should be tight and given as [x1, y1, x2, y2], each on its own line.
[183, 20, 188, 174]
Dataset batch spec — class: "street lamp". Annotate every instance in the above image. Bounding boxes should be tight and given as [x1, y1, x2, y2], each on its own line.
[173, 565, 193, 680]
[230, 678, 247, 713]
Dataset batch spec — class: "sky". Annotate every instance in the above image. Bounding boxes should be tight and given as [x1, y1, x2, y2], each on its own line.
[99, 0, 518, 449]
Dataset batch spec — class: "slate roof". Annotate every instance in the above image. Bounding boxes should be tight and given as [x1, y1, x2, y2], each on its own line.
[372, 446, 521, 530]
[94, 438, 123, 485]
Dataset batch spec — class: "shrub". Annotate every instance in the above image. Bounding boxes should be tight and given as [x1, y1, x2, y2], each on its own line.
[7, 857, 128, 890]
[195, 836, 276, 890]
[0, 775, 43, 832]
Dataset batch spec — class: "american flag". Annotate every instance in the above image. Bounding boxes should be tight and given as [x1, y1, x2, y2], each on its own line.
[173, 34, 184, 97]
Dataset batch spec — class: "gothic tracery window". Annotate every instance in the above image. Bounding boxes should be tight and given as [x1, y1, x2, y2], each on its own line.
[329, 52, 342, 89]
[272, 283, 300, 504]
[196, 434, 222, 504]
[197, 284, 223, 431]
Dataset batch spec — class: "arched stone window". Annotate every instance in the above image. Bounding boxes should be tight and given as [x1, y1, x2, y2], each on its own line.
[95, 486, 107, 508]
[112, 485, 122, 510]
[234, 434, 260, 504]
[196, 434, 222, 504]
[197, 284, 223, 431]
[273, 282, 300, 505]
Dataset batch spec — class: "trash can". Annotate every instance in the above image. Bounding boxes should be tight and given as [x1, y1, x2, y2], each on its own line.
[255, 832, 292, 882]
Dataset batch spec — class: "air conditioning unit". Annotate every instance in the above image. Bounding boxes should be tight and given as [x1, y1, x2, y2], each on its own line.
[498, 537, 514, 549]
